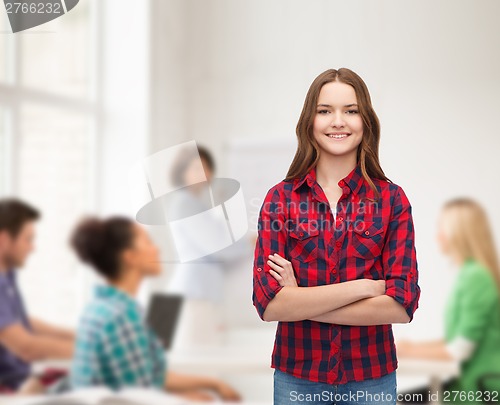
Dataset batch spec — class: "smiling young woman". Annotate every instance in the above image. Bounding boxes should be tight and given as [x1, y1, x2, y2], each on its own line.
[252, 68, 421, 405]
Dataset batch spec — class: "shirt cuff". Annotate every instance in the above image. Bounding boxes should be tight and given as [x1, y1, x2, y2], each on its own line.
[445, 335, 477, 362]
[253, 267, 284, 320]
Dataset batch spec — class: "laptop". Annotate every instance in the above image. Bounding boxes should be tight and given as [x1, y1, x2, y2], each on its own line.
[146, 293, 184, 350]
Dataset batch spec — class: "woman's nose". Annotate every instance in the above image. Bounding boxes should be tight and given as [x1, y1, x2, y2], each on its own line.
[330, 113, 345, 127]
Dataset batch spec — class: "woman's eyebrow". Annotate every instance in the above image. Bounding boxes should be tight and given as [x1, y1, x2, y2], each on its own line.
[317, 103, 358, 108]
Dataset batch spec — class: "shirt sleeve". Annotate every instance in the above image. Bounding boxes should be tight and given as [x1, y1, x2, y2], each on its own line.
[252, 186, 287, 321]
[382, 186, 421, 322]
[0, 299, 17, 332]
[455, 267, 498, 343]
[0, 279, 20, 332]
[445, 335, 477, 362]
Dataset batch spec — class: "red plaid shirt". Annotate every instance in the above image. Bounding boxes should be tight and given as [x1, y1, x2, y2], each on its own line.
[252, 162, 420, 384]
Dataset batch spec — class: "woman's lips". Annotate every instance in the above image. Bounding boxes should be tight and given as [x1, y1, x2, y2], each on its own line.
[325, 133, 351, 140]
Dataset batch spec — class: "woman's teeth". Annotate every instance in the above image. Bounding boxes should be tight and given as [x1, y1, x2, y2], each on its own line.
[327, 134, 349, 139]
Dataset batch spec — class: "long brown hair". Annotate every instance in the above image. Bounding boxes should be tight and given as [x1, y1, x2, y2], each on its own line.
[441, 198, 500, 294]
[285, 68, 391, 201]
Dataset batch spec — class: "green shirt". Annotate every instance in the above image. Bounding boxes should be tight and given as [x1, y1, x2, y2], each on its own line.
[444, 257, 500, 403]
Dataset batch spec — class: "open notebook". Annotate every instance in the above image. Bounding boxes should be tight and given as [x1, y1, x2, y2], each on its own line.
[5, 387, 190, 405]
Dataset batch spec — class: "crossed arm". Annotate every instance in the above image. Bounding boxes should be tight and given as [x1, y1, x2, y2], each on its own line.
[263, 253, 410, 325]
[254, 186, 419, 326]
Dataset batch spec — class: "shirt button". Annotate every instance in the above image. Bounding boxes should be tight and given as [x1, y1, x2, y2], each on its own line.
[339, 180, 345, 186]
[365, 230, 370, 235]
[332, 269, 337, 274]
[336, 241, 341, 247]
[299, 231, 304, 237]
[338, 217, 343, 222]
[257, 267, 262, 272]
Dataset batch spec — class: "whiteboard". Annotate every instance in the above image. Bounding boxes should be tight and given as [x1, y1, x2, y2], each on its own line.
[222, 136, 297, 328]
[225, 136, 298, 232]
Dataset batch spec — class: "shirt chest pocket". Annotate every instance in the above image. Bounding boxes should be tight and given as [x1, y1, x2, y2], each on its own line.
[288, 222, 320, 263]
[350, 220, 385, 259]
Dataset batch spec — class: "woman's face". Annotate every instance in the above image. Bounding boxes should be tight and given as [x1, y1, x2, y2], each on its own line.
[313, 81, 363, 159]
[183, 156, 213, 185]
[436, 212, 451, 256]
[126, 224, 162, 276]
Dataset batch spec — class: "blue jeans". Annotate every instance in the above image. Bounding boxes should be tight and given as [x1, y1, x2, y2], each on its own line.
[273, 369, 397, 405]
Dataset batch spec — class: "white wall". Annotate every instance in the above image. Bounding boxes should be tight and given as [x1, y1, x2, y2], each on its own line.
[149, 0, 500, 340]
[98, 0, 150, 216]
[11, 0, 152, 325]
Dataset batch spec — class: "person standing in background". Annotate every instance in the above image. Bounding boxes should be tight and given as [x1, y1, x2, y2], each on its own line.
[166, 145, 252, 348]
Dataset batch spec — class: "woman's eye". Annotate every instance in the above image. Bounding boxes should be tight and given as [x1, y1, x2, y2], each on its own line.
[317, 109, 358, 114]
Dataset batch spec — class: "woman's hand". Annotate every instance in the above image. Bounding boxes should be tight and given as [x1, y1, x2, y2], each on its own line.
[213, 381, 242, 402]
[267, 253, 298, 287]
[17, 376, 46, 395]
[396, 339, 418, 357]
[178, 390, 215, 402]
[166, 371, 241, 402]
[267, 257, 384, 294]
[359, 279, 386, 298]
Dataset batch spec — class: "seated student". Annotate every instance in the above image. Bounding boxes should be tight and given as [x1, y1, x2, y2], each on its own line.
[398, 198, 500, 404]
[0, 198, 74, 393]
[69, 216, 241, 402]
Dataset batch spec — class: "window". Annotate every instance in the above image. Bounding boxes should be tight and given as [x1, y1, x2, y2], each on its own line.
[0, 1, 99, 326]
[0, 109, 9, 193]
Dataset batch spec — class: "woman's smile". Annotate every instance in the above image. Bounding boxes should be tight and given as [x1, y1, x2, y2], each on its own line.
[325, 132, 351, 140]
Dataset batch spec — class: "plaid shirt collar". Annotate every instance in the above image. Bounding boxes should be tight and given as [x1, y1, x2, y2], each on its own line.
[94, 284, 137, 308]
[292, 161, 364, 196]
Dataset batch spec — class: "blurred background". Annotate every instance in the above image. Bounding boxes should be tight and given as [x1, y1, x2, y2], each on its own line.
[1, 0, 500, 402]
